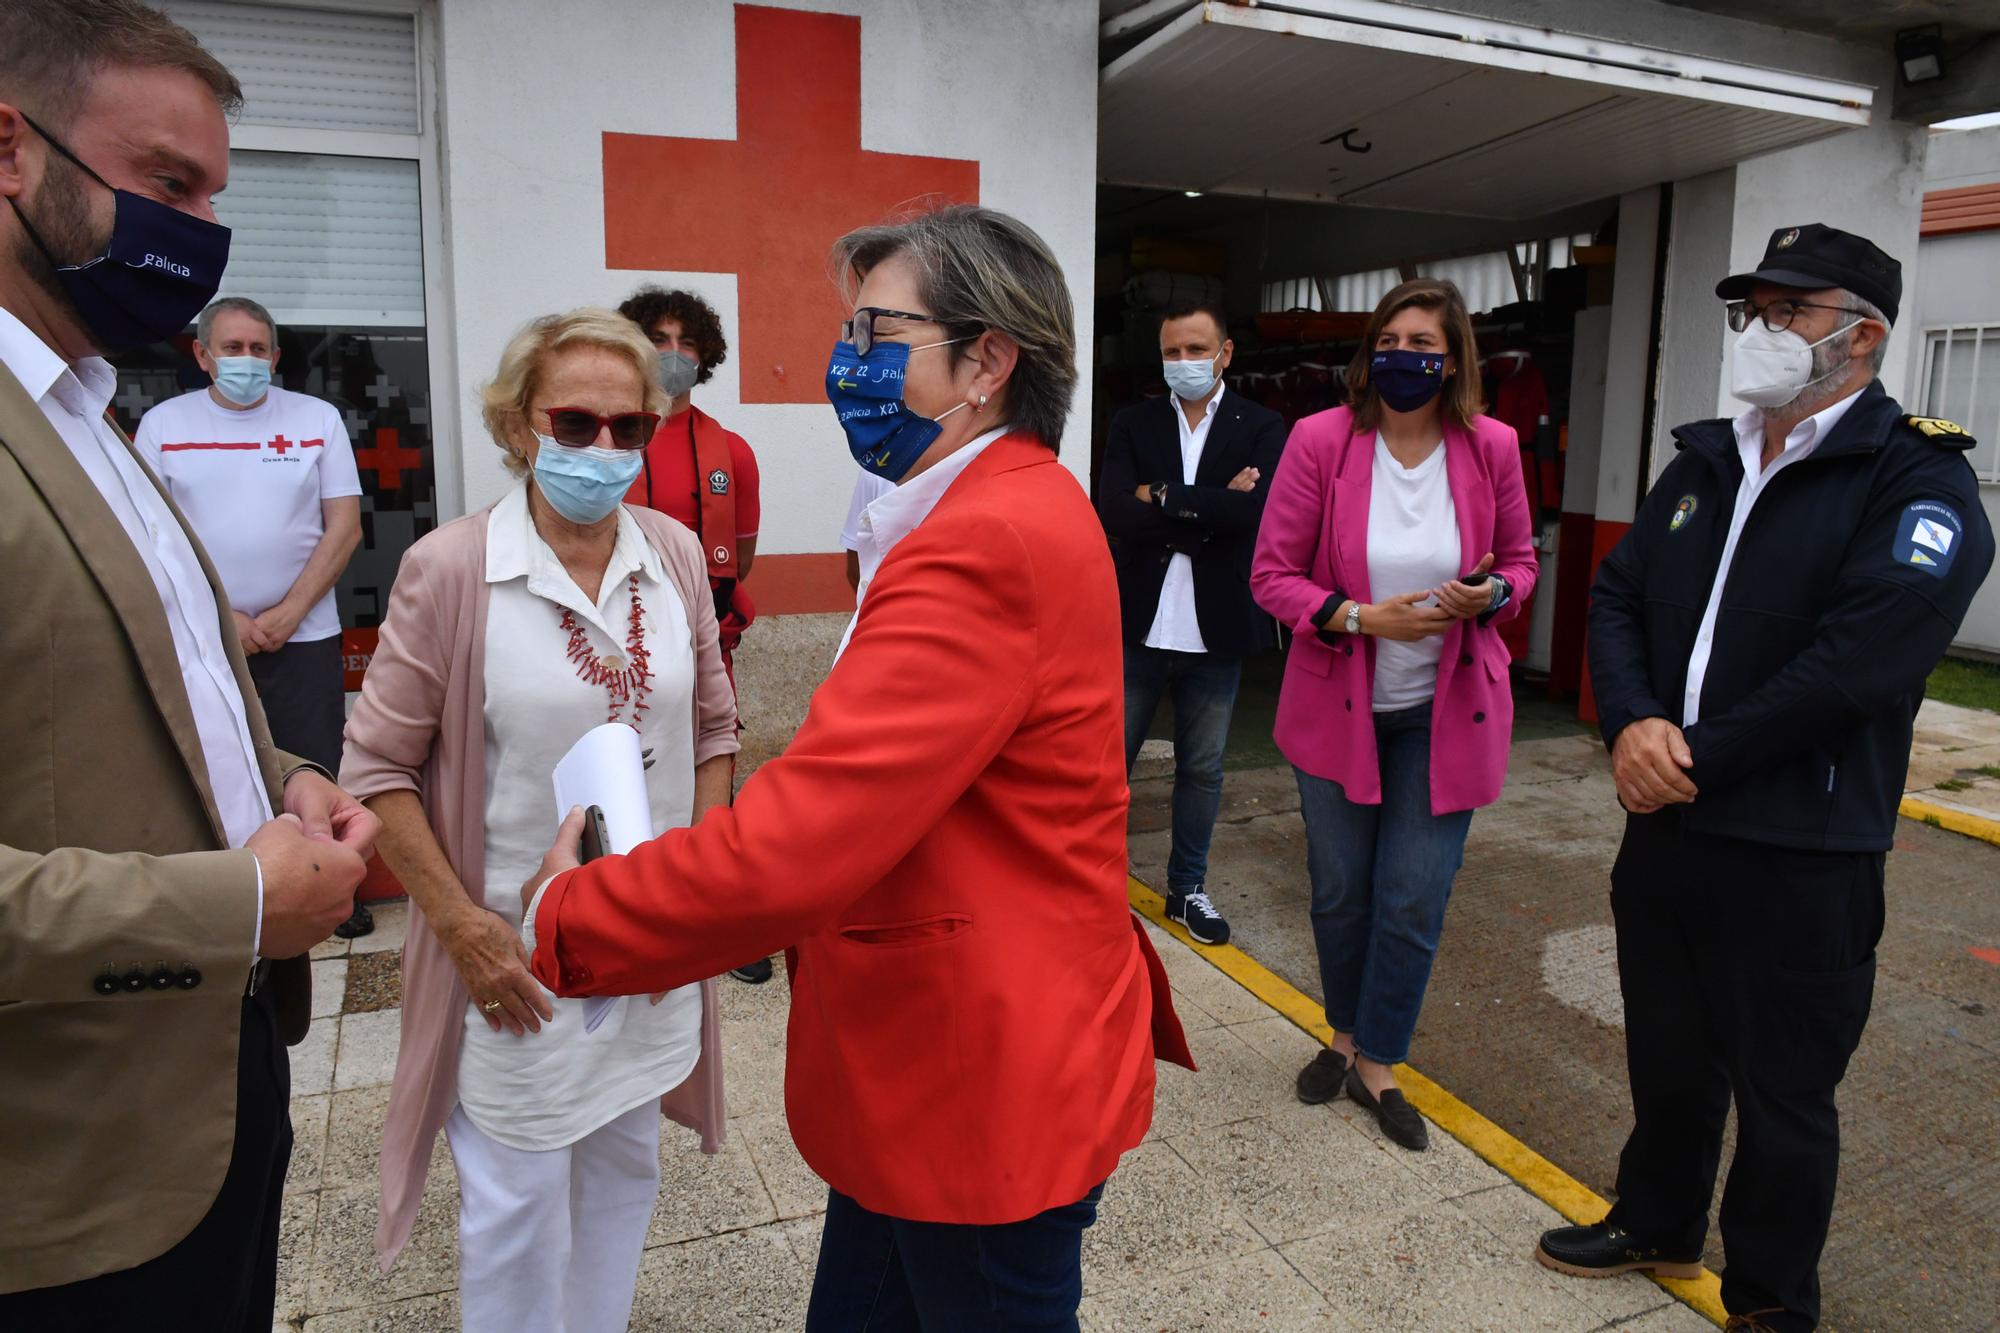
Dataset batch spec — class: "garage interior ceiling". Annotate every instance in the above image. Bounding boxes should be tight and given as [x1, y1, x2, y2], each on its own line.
[1100, 1, 1876, 221]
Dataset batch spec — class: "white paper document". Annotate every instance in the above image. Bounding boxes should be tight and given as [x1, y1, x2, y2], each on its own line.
[551, 724, 655, 1031]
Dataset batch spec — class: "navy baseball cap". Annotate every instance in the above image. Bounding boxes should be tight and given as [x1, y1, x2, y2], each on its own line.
[1715, 223, 1901, 325]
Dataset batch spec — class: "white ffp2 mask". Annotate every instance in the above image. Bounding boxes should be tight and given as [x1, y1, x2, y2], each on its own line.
[1729, 318, 1860, 409]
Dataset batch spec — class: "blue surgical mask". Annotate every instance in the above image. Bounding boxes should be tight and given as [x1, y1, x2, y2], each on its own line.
[7, 113, 231, 355]
[824, 337, 972, 481]
[531, 434, 644, 524]
[211, 355, 272, 406]
[1369, 349, 1450, 413]
[1163, 355, 1220, 401]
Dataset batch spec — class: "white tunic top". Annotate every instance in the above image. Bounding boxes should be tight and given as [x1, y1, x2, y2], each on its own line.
[458, 484, 702, 1151]
[1366, 435, 1461, 713]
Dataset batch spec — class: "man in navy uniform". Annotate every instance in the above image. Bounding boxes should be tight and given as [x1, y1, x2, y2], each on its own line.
[1537, 224, 1993, 1333]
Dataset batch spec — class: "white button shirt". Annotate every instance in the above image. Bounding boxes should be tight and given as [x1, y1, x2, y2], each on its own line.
[1143, 385, 1224, 654]
[1681, 388, 1865, 726]
[0, 307, 272, 952]
[837, 425, 1009, 662]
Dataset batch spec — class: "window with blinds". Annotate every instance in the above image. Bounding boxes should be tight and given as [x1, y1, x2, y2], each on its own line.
[212, 151, 425, 327]
[164, 1, 420, 134]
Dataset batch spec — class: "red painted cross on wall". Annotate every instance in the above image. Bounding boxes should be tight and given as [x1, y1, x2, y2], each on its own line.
[356, 427, 422, 490]
[603, 4, 980, 405]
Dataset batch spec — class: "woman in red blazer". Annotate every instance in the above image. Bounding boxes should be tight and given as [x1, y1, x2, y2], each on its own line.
[520, 206, 1190, 1331]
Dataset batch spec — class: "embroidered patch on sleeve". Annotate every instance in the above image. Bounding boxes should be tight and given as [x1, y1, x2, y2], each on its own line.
[1891, 500, 1963, 578]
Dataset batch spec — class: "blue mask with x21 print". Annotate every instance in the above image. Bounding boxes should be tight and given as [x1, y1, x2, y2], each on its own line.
[1369, 349, 1449, 413]
[824, 339, 968, 482]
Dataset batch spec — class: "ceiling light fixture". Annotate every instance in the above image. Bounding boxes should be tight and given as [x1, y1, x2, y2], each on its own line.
[1895, 25, 1944, 85]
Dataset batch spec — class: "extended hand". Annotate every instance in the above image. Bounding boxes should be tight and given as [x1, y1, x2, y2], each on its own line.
[442, 906, 555, 1035]
[253, 813, 368, 958]
[284, 770, 382, 859]
[1362, 591, 1454, 642]
[519, 805, 586, 927]
[1435, 553, 1497, 620]
[1226, 466, 1260, 493]
[1611, 717, 1698, 813]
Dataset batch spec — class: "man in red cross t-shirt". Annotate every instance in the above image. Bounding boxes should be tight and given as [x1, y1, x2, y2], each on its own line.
[618, 286, 770, 985]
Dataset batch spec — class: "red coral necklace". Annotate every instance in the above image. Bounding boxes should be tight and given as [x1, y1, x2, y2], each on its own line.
[558, 572, 651, 725]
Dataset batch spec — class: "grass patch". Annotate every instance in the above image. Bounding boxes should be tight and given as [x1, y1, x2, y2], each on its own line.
[1977, 764, 2000, 781]
[1927, 656, 2000, 714]
[1925, 814, 1945, 828]
[1936, 778, 1974, 792]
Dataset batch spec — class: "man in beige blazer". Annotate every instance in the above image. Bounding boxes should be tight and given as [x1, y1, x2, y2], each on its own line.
[0, 4, 381, 1327]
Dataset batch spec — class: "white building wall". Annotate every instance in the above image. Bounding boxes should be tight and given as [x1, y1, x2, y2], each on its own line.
[430, 0, 1100, 550]
[1910, 128, 2000, 656]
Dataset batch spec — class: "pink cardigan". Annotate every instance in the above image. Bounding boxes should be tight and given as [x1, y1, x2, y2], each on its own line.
[1251, 407, 1537, 814]
[340, 496, 739, 1270]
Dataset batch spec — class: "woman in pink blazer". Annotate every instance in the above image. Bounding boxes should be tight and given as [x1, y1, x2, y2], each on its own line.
[1251, 279, 1536, 1150]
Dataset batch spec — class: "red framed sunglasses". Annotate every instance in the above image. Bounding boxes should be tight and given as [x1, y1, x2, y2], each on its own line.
[541, 406, 660, 450]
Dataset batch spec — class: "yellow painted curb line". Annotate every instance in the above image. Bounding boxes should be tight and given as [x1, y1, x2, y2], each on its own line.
[1900, 794, 2000, 849]
[1129, 875, 1728, 1327]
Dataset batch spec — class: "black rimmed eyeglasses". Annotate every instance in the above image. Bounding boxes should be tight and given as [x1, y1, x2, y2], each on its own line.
[842, 307, 983, 359]
[1725, 298, 1862, 335]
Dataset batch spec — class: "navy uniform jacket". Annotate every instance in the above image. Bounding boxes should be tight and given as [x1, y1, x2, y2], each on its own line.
[1589, 381, 1994, 852]
[1097, 391, 1288, 658]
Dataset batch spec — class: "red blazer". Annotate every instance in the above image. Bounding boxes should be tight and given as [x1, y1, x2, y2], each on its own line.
[531, 433, 1192, 1225]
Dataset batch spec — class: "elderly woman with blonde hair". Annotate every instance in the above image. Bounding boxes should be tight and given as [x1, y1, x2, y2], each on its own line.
[339, 308, 736, 1332]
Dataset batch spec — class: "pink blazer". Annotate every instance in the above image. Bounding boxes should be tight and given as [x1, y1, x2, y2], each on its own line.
[1251, 407, 1537, 814]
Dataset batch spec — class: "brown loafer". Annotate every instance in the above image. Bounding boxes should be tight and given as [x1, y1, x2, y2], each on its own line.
[1345, 1066, 1429, 1150]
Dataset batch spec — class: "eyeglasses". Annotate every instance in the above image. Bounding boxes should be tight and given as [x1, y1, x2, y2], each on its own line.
[1725, 298, 1860, 334]
[842, 306, 984, 359]
[541, 407, 660, 450]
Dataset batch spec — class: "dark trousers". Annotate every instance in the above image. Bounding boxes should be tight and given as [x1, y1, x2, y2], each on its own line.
[247, 634, 345, 771]
[804, 1184, 1104, 1332]
[1605, 811, 1884, 1332]
[0, 988, 293, 1331]
[1121, 645, 1242, 893]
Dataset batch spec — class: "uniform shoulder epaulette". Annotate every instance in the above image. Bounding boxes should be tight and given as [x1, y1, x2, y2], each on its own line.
[1903, 415, 1978, 448]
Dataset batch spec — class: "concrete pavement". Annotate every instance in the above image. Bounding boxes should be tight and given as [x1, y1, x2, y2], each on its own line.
[1128, 694, 2000, 1332]
[274, 900, 1712, 1330]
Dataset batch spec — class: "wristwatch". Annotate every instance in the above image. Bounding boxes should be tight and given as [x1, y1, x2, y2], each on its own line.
[1151, 481, 1171, 509]
[1343, 601, 1362, 634]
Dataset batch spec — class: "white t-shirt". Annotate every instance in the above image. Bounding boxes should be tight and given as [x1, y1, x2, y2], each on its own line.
[459, 484, 702, 1151]
[1367, 435, 1461, 712]
[135, 386, 363, 642]
[1144, 385, 1225, 654]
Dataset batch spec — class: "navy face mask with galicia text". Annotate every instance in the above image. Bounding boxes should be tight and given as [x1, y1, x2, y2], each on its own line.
[7, 113, 231, 355]
[824, 338, 969, 481]
[1370, 349, 1450, 413]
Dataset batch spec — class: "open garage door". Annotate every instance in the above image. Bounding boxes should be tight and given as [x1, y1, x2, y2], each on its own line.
[1101, 0, 1873, 218]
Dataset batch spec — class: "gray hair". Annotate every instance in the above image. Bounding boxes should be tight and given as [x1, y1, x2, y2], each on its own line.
[1842, 291, 1891, 375]
[833, 204, 1077, 450]
[197, 297, 277, 347]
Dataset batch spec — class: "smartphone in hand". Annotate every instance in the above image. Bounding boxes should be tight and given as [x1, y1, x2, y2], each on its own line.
[579, 805, 611, 864]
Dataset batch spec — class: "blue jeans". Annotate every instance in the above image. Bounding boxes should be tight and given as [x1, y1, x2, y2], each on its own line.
[1294, 703, 1473, 1066]
[1123, 645, 1242, 893]
[804, 1184, 1105, 1332]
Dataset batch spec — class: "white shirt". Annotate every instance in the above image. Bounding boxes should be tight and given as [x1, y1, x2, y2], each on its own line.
[837, 425, 1009, 661]
[1367, 434, 1461, 712]
[462, 484, 702, 1151]
[1143, 386, 1225, 654]
[1681, 388, 1864, 726]
[840, 469, 897, 551]
[0, 307, 271, 956]
[136, 386, 362, 642]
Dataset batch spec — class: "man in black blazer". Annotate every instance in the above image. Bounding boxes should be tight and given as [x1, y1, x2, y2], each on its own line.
[1098, 302, 1287, 945]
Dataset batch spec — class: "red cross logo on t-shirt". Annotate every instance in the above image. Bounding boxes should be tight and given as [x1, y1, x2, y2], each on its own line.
[602, 4, 980, 405]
